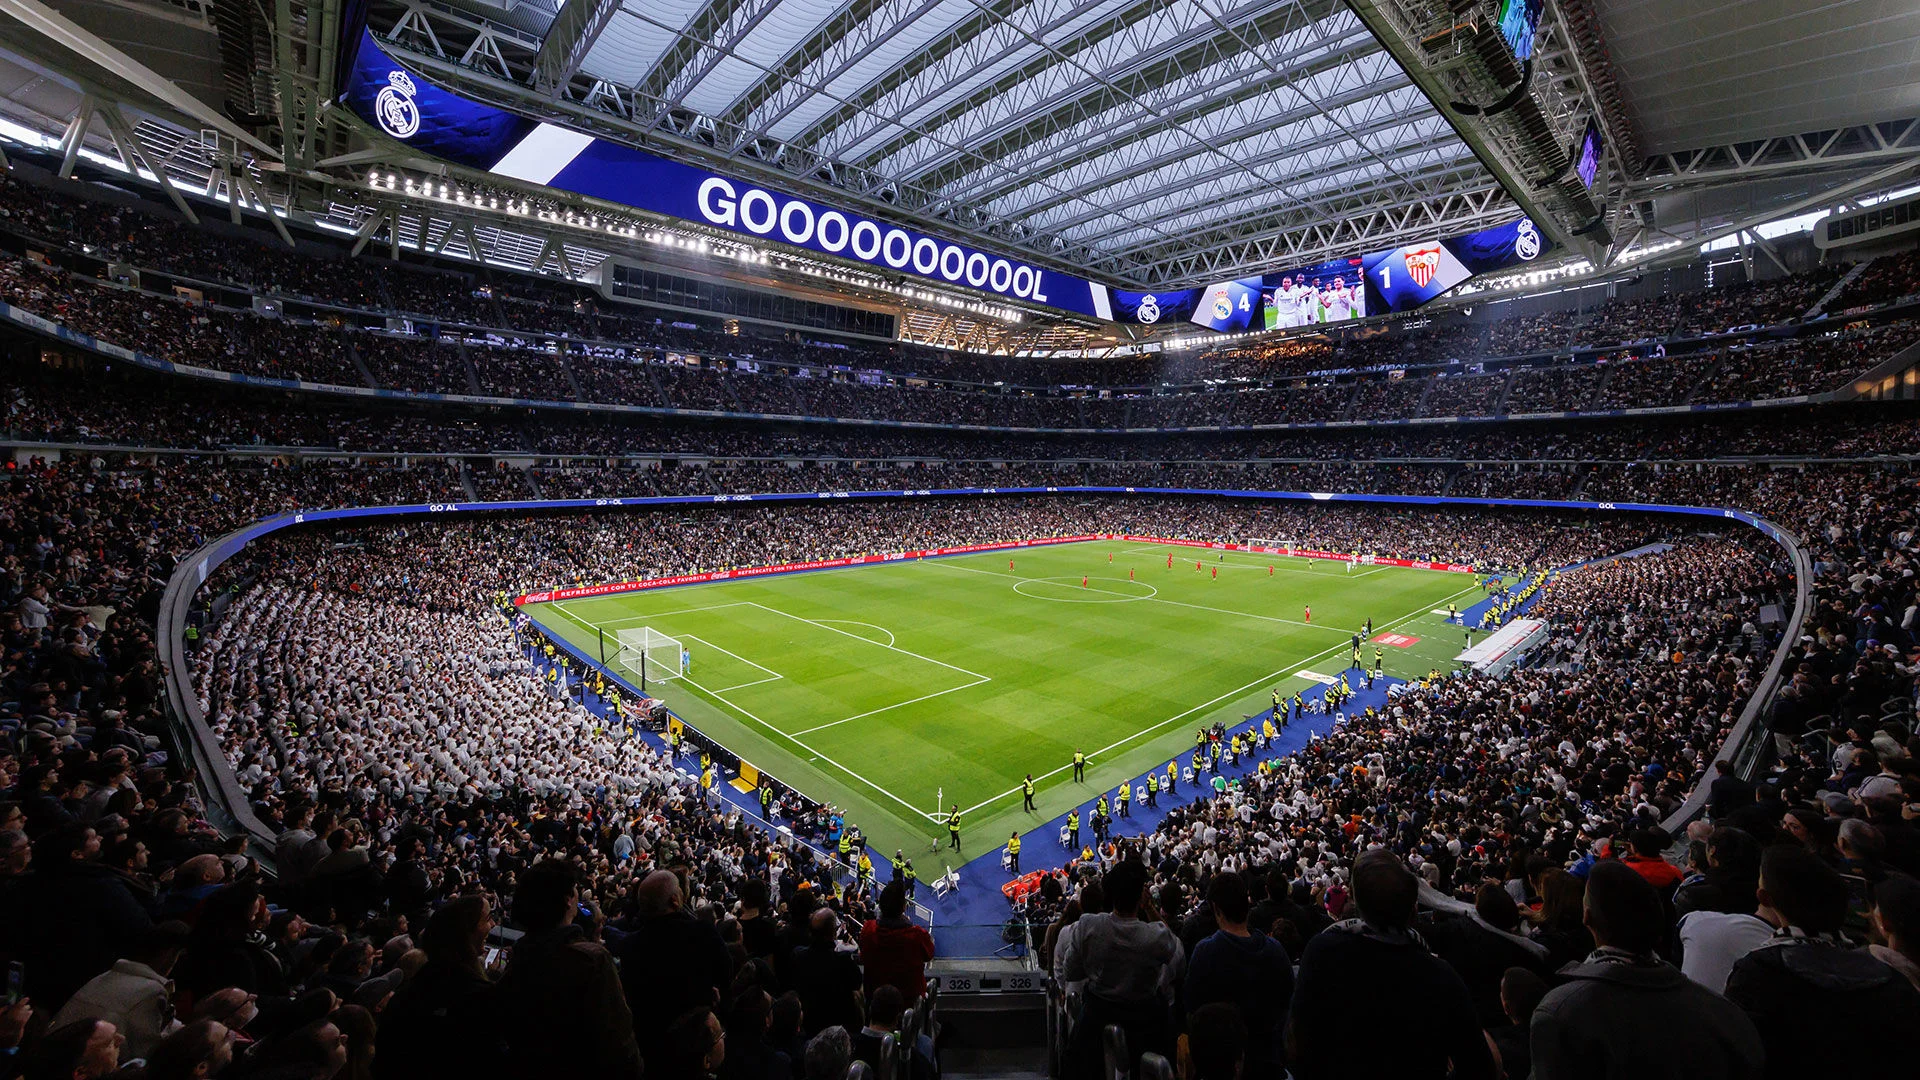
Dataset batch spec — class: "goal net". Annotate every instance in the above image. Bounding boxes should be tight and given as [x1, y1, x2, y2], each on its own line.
[1245, 538, 1296, 555]
[615, 627, 684, 683]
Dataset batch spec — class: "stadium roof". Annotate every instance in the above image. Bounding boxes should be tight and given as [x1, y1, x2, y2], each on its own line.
[379, 0, 1512, 287]
[0, 0, 1916, 324]
[1590, 0, 1920, 157]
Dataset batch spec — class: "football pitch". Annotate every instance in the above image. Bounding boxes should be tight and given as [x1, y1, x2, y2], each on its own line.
[523, 539, 1489, 858]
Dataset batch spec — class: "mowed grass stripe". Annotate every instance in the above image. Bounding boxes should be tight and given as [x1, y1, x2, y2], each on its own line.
[525, 540, 1475, 854]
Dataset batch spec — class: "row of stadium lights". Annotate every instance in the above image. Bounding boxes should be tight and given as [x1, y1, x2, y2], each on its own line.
[365, 171, 640, 239]
[362, 169, 1021, 323]
[641, 229, 768, 265]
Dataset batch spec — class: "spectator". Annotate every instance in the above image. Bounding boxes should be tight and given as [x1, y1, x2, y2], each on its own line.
[50, 920, 190, 1062]
[375, 895, 502, 1078]
[1869, 875, 1920, 991]
[1676, 894, 1775, 995]
[1620, 828, 1684, 894]
[140, 1019, 236, 1080]
[1183, 1001, 1247, 1080]
[0, 824, 151, 1011]
[1674, 828, 1764, 919]
[19, 1019, 122, 1080]
[496, 858, 644, 1078]
[1530, 870, 1595, 971]
[857, 882, 934, 1005]
[1725, 845, 1920, 1079]
[1061, 859, 1180, 1076]
[850, 984, 933, 1080]
[1183, 870, 1292, 1079]
[787, 908, 863, 1039]
[1422, 882, 1549, 1027]
[802, 1025, 851, 1080]
[657, 1008, 726, 1080]
[1531, 860, 1762, 1080]
[612, 870, 731, 1056]
[1287, 851, 1492, 1080]
[1485, 968, 1548, 1080]
[173, 884, 282, 1008]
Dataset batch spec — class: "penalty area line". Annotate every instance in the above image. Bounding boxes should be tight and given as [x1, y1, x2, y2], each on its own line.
[788, 674, 993, 737]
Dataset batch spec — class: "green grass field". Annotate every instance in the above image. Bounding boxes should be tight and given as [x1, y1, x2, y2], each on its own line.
[524, 540, 1491, 858]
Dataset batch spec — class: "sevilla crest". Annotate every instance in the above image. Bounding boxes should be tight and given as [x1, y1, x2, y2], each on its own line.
[1403, 246, 1442, 289]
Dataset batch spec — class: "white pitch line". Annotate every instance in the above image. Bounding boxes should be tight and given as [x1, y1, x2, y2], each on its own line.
[586, 601, 755, 626]
[811, 619, 897, 647]
[953, 577, 1489, 818]
[672, 676, 947, 823]
[789, 675, 993, 737]
[745, 601, 992, 681]
[533, 599, 942, 820]
[927, 558, 1357, 635]
[681, 634, 783, 681]
[707, 675, 786, 693]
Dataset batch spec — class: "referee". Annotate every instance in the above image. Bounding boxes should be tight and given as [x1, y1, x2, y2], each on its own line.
[947, 805, 962, 852]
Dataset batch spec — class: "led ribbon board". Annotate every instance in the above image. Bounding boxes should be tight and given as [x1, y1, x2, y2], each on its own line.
[338, 30, 1115, 320]
[1109, 217, 1553, 328]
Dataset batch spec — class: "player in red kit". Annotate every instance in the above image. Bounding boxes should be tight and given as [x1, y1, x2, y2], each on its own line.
[1009, 558, 1015, 571]
[1082, 575, 1088, 588]
[1269, 565, 1274, 576]
[1211, 567, 1218, 580]
[1167, 552, 1174, 569]
[1304, 604, 1311, 622]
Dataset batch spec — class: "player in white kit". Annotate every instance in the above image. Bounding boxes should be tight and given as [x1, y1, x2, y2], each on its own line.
[1318, 275, 1359, 322]
[1267, 275, 1313, 328]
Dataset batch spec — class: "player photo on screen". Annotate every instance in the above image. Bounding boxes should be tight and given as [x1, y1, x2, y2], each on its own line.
[1261, 258, 1366, 328]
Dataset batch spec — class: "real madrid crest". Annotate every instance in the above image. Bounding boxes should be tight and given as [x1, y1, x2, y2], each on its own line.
[1136, 294, 1161, 324]
[1514, 218, 1542, 261]
[375, 70, 422, 140]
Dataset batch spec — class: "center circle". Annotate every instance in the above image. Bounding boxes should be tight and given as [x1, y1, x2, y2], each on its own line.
[1011, 576, 1160, 604]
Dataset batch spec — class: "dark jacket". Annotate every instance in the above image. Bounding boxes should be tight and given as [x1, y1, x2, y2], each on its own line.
[1288, 921, 1493, 1080]
[1531, 954, 1762, 1080]
[1724, 937, 1920, 1080]
[1185, 928, 1293, 1077]
[173, 934, 285, 1008]
[1422, 912, 1550, 1027]
[787, 937, 864, 1037]
[375, 960, 502, 1080]
[612, 910, 733, 1056]
[497, 924, 645, 1079]
[0, 862, 153, 1011]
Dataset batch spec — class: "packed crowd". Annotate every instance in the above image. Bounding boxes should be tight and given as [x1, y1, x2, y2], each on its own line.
[0, 414, 1911, 1078]
[1026, 472, 1920, 1080]
[8, 355, 1920, 472]
[1, 174, 1916, 432]
[1, 166, 1919, 1080]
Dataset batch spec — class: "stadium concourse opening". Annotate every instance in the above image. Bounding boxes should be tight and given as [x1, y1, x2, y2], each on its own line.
[524, 536, 1485, 857]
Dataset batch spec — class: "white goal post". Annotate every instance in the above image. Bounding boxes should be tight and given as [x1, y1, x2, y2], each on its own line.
[615, 627, 684, 682]
[1245, 538, 1297, 555]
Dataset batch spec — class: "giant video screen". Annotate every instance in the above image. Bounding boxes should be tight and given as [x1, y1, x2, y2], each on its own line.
[1259, 257, 1367, 330]
[1111, 217, 1551, 329]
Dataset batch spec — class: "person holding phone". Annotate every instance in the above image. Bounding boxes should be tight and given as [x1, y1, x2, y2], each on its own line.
[377, 895, 504, 1078]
